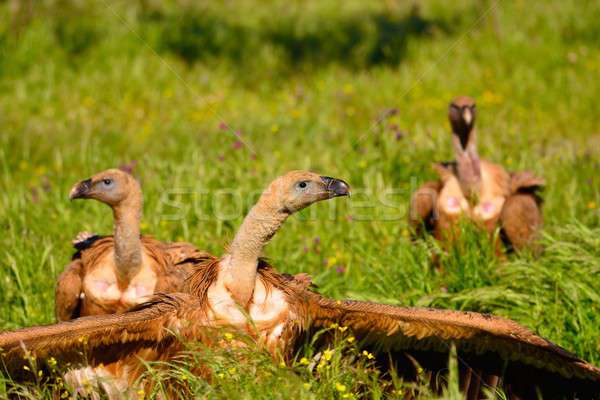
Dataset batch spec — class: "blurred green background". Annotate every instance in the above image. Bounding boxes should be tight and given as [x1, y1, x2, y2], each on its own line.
[0, 0, 599, 397]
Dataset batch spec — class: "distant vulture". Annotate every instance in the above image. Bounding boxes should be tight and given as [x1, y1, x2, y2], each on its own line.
[1, 171, 598, 399]
[409, 96, 544, 252]
[55, 169, 210, 321]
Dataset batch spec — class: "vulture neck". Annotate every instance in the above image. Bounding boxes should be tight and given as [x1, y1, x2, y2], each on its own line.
[224, 197, 289, 307]
[112, 194, 143, 282]
[452, 127, 482, 199]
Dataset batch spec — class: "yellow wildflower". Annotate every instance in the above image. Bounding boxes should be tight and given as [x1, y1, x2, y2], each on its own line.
[217, 373, 225, 379]
[323, 349, 334, 361]
[335, 382, 347, 392]
[347, 336, 355, 344]
[303, 383, 311, 390]
[291, 108, 302, 119]
[338, 326, 348, 332]
[224, 332, 234, 341]
[48, 357, 57, 367]
[329, 323, 339, 329]
[228, 367, 237, 374]
[299, 357, 310, 365]
[343, 84, 355, 95]
[23, 366, 30, 371]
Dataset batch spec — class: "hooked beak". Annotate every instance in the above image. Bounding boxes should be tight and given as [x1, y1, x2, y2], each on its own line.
[320, 176, 350, 197]
[69, 179, 93, 200]
[462, 108, 472, 126]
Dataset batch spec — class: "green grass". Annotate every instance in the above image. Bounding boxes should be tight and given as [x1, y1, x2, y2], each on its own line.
[0, 0, 599, 398]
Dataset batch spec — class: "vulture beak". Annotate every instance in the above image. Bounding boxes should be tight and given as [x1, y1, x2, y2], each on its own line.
[462, 108, 473, 126]
[69, 179, 93, 200]
[321, 176, 350, 197]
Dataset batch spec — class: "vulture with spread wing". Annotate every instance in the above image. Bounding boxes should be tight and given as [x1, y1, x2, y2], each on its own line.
[55, 169, 210, 321]
[2, 171, 598, 399]
[409, 96, 544, 252]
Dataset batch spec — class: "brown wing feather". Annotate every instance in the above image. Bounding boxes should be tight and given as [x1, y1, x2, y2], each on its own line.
[54, 259, 84, 322]
[500, 193, 543, 251]
[158, 242, 215, 293]
[164, 241, 214, 267]
[510, 171, 545, 195]
[0, 293, 200, 380]
[306, 295, 600, 383]
[409, 180, 442, 235]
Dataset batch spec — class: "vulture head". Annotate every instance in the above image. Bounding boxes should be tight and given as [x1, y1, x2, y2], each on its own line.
[448, 96, 477, 150]
[69, 168, 141, 208]
[261, 170, 350, 215]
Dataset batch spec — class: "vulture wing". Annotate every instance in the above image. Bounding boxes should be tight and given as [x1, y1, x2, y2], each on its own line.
[509, 171, 545, 195]
[54, 233, 107, 321]
[409, 180, 443, 236]
[306, 295, 600, 397]
[54, 259, 84, 322]
[158, 241, 216, 294]
[164, 241, 214, 267]
[501, 171, 545, 251]
[0, 293, 202, 381]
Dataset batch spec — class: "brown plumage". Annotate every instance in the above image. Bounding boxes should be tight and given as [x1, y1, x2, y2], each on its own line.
[55, 169, 211, 321]
[409, 96, 544, 252]
[2, 171, 598, 399]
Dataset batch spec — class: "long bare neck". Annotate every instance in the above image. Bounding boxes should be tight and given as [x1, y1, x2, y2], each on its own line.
[112, 193, 143, 282]
[224, 197, 288, 307]
[452, 127, 481, 199]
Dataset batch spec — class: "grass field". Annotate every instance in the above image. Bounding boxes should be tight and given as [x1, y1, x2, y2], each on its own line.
[0, 0, 599, 398]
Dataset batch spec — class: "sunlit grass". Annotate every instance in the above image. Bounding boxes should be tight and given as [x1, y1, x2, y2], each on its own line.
[0, 0, 598, 398]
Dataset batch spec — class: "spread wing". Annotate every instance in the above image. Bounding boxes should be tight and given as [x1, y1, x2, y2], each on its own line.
[0, 293, 202, 381]
[306, 295, 600, 397]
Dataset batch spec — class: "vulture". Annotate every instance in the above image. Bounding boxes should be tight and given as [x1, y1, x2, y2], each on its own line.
[55, 168, 209, 321]
[409, 96, 544, 252]
[1, 171, 599, 399]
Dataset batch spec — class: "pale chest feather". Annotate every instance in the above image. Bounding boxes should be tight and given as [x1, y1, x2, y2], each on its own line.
[438, 162, 509, 223]
[82, 249, 158, 307]
[206, 266, 293, 349]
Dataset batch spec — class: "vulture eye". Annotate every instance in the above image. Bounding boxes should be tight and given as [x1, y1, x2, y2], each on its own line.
[101, 178, 114, 187]
[297, 181, 308, 189]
